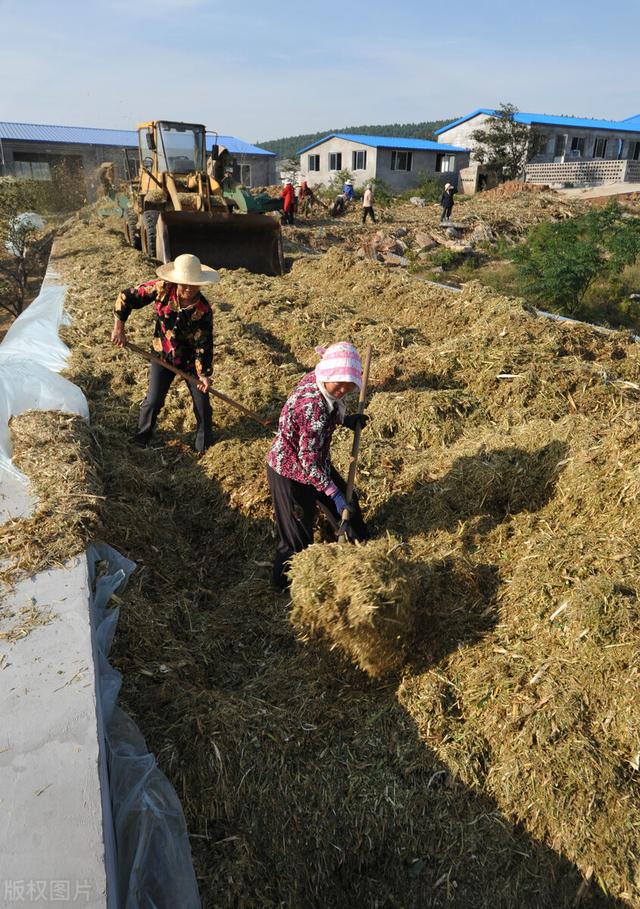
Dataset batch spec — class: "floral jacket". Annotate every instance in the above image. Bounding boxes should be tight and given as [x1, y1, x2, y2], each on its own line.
[114, 280, 213, 376]
[267, 371, 341, 496]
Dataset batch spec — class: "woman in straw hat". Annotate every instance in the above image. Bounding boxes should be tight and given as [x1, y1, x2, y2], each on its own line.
[266, 342, 369, 590]
[111, 253, 219, 452]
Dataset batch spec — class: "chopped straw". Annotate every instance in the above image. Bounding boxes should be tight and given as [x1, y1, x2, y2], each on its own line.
[9, 187, 637, 906]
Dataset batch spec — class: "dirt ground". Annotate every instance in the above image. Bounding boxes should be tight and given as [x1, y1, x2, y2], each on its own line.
[11, 192, 640, 908]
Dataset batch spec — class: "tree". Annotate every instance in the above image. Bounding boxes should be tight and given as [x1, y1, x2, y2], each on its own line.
[511, 203, 640, 314]
[0, 179, 47, 320]
[471, 103, 545, 180]
[279, 156, 300, 183]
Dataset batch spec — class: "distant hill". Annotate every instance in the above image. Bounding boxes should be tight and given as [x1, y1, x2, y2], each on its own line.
[256, 120, 456, 160]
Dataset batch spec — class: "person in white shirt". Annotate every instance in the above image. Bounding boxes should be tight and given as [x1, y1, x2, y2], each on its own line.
[362, 184, 376, 224]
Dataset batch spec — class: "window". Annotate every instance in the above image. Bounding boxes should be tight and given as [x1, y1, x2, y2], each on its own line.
[570, 136, 585, 156]
[632, 142, 640, 161]
[352, 150, 367, 170]
[328, 152, 342, 171]
[12, 159, 51, 181]
[593, 137, 608, 158]
[554, 134, 567, 158]
[391, 150, 412, 171]
[237, 163, 251, 185]
[436, 153, 455, 173]
[308, 154, 320, 171]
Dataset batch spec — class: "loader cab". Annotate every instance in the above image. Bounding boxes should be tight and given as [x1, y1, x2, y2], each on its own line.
[138, 121, 206, 175]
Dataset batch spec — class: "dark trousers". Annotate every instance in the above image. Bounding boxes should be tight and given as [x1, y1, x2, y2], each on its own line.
[267, 465, 368, 590]
[362, 206, 376, 223]
[136, 361, 213, 451]
[440, 205, 453, 222]
[283, 209, 295, 225]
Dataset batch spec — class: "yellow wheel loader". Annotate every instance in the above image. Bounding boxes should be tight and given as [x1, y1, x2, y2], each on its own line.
[122, 120, 284, 275]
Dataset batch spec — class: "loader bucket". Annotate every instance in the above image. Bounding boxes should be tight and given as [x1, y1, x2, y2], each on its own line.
[156, 211, 284, 276]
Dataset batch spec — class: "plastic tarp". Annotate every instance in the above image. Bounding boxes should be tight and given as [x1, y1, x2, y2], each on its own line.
[0, 281, 88, 478]
[88, 544, 201, 909]
[0, 260, 201, 907]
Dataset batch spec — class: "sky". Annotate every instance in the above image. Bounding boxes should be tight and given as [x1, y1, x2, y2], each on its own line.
[1, 0, 639, 144]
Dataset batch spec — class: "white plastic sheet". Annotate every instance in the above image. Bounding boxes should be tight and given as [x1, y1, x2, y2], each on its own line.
[0, 280, 88, 478]
[88, 544, 201, 909]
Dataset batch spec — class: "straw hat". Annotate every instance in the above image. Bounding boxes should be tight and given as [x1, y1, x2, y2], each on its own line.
[156, 254, 220, 285]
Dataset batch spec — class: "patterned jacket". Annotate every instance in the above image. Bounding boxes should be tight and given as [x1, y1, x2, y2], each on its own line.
[267, 371, 341, 496]
[114, 280, 213, 376]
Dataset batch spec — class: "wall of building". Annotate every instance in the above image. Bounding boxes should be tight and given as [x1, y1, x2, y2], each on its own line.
[298, 138, 469, 192]
[531, 126, 640, 163]
[298, 137, 377, 188]
[232, 153, 276, 187]
[375, 147, 470, 192]
[438, 115, 640, 165]
[0, 140, 133, 202]
[437, 114, 492, 153]
[525, 158, 640, 187]
[0, 140, 276, 199]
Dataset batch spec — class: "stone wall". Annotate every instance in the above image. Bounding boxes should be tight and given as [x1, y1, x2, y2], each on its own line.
[524, 158, 640, 186]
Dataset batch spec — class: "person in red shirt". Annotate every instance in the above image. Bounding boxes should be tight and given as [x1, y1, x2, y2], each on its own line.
[281, 179, 296, 225]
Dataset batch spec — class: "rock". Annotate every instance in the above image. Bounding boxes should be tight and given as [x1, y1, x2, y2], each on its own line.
[414, 232, 437, 252]
[446, 226, 462, 240]
[417, 251, 432, 261]
[395, 239, 409, 253]
[409, 196, 426, 207]
[467, 222, 495, 247]
[393, 227, 409, 238]
[381, 252, 409, 267]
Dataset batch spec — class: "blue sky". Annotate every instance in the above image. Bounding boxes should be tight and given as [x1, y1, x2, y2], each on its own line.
[1, 0, 639, 143]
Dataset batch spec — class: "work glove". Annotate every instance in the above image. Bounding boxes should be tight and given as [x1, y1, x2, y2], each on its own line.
[331, 489, 353, 517]
[342, 413, 369, 432]
[337, 518, 356, 542]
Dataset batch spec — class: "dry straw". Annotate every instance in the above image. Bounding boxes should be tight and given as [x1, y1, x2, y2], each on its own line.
[289, 535, 418, 677]
[18, 188, 639, 906]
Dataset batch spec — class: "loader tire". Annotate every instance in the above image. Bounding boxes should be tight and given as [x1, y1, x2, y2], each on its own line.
[141, 211, 158, 259]
[124, 210, 141, 250]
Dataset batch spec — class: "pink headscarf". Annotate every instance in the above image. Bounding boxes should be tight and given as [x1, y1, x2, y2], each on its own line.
[315, 342, 362, 389]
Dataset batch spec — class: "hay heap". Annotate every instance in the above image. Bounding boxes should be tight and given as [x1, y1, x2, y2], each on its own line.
[23, 197, 640, 906]
[0, 411, 101, 585]
[289, 536, 418, 677]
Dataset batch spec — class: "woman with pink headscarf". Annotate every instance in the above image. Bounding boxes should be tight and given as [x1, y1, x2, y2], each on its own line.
[266, 342, 369, 590]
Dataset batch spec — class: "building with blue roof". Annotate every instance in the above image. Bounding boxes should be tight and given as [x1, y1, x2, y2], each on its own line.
[436, 109, 640, 167]
[296, 132, 470, 192]
[0, 121, 277, 200]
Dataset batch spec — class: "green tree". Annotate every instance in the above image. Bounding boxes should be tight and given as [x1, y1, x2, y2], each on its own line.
[0, 179, 47, 319]
[279, 156, 300, 183]
[471, 103, 545, 180]
[511, 203, 640, 314]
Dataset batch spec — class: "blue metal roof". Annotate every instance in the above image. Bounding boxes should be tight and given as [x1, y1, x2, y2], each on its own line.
[297, 132, 469, 154]
[0, 121, 274, 156]
[435, 108, 640, 136]
[206, 133, 274, 156]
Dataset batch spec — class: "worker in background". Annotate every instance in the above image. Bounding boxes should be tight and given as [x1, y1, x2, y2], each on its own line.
[440, 183, 456, 222]
[281, 179, 296, 225]
[362, 184, 376, 223]
[111, 253, 218, 452]
[329, 192, 347, 217]
[343, 179, 355, 202]
[266, 342, 369, 590]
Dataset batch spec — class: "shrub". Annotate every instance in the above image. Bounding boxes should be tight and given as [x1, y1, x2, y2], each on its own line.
[511, 203, 640, 314]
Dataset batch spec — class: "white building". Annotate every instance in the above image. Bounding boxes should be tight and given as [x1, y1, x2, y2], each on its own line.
[297, 132, 470, 192]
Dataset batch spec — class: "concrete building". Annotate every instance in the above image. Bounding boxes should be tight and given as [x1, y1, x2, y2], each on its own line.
[297, 133, 470, 192]
[436, 109, 640, 189]
[0, 121, 277, 202]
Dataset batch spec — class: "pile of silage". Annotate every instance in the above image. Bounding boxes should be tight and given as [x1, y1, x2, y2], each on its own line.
[289, 535, 418, 677]
[31, 202, 640, 907]
[0, 411, 101, 584]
